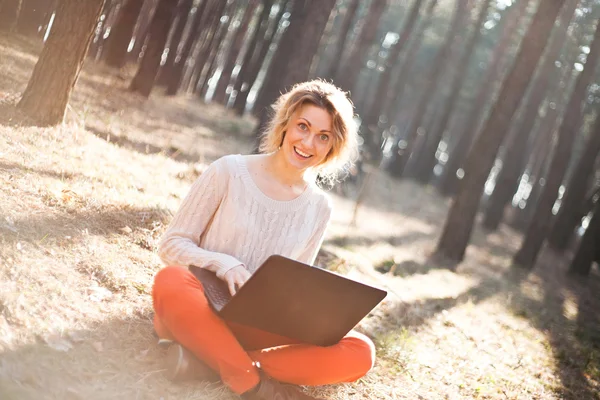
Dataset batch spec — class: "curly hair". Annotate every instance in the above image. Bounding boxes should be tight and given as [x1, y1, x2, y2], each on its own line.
[258, 79, 359, 185]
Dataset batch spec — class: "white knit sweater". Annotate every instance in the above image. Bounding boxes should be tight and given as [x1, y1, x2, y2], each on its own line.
[158, 154, 332, 278]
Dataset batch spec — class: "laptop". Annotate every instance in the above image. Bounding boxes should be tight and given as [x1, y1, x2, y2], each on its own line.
[189, 255, 387, 347]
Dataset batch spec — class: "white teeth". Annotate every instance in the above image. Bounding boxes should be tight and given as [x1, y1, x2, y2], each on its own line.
[294, 147, 311, 158]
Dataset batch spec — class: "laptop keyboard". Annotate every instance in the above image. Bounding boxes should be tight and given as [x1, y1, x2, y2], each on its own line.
[189, 266, 231, 312]
[203, 281, 231, 311]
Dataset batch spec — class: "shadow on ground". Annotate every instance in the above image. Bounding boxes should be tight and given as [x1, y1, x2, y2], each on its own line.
[326, 230, 431, 249]
[85, 125, 202, 164]
[0, 315, 236, 400]
[373, 251, 600, 400]
[0, 204, 170, 249]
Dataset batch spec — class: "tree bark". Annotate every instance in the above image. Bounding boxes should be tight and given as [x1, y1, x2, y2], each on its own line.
[569, 193, 600, 276]
[127, 0, 157, 64]
[323, 0, 360, 80]
[481, 0, 579, 231]
[309, 3, 340, 79]
[548, 109, 600, 251]
[509, 77, 572, 233]
[187, 0, 228, 93]
[335, 0, 388, 93]
[513, 19, 600, 268]
[379, 0, 440, 159]
[156, 0, 194, 86]
[252, 0, 336, 143]
[129, 0, 177, 97]
[387, 0, 470, 177]
[164, 0, 211, 96]
[197, 1, 235, 98]
[17, 0, 105, 126]
[438, 0, 534, 197]
[88, 0, 114, 60]
[363, 0, 425, 157]
[16, 0, 55, 36]
[232, 0, 282, 115]
[0, 0, 22, 32]
[212, 0, 259, 105]
[252, 0, 334, 117]
[434, 0, 566, 263]
[103, 0, 145, 68]
[413, 0, 493, 183]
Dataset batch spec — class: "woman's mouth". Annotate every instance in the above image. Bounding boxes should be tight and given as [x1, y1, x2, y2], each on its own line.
[294, 147, 312, 159]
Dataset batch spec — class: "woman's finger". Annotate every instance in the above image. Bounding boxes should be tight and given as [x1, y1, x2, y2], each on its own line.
[227, 279, 236, 296]
[235, 276, 245, 291]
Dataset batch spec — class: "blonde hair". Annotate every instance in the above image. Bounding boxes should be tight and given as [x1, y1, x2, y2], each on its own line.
[258, 79, 359, 185]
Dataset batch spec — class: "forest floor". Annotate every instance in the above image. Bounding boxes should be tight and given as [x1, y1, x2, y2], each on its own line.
[0, 34, 599, 400]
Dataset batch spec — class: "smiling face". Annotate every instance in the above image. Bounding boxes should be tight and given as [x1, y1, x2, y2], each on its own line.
[281, 104, 334, 172]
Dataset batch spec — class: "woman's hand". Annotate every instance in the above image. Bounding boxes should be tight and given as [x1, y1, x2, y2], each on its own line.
[222, 265, 251, 296]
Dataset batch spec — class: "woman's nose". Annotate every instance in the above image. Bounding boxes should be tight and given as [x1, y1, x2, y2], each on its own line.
[302, 133, 315, 148]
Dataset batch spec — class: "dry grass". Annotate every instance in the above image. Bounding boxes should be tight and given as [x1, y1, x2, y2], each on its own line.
[1, 34, 599, 400]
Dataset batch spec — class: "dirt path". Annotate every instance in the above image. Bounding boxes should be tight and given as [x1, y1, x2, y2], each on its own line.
[1, 34, 599, 400]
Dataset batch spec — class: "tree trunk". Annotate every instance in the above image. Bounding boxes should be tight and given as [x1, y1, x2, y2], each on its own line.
[17, 0, 105, 126]
[309, 2, 340, 79]
[438, 0, 533, 197]
[323, 0, 360, 80]
[513, 20, 600, 269]
[569, 194, 600, 276]
[198, 1, 235, 99]
[252, 0, 334, 116]
[413, 0, 493, 183]
[156, 0, 194, 86]
[212, 0, 259, 105]
[130, 0, 177, 97]
[435, 0, 566, 264]
[164, 0, 210, 96]
[128, 0, 157, 64]
[103, 0, 145, 68]
[548, 110, 600, 251]
[481, 0, 579, 231]
[387, 0, 470, 177]
[251, 0, 321, 117]
[0, 0, 22, 32]
[380, 0, 440, 147]
[88, 0, 114, 60]
[232, 0, 283, 115]
[335, 0, 388, 93]
[509, 90, 569, 232]
[17, 0, 55, 36]
[252, 0, 336, 143]
[363, 0, 425, 157]
[187, 0, 228, 93]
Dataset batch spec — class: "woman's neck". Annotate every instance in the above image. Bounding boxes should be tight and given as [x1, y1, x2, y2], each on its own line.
[267, 151, 308, 188]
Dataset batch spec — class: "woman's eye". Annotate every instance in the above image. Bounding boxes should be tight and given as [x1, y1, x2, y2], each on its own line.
[298, 123, 308, 131]
[320, 134, 329, 142]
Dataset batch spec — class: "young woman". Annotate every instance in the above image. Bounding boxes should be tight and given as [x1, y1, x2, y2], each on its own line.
[152, 80, 375, 400]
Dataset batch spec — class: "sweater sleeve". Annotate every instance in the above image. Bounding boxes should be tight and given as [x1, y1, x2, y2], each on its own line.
[158, 157, 244, 278]
[297, 196, 333, 266]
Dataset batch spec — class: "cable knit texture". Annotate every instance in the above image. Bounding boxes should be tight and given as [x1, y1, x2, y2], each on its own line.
[158, 154, 332, 278]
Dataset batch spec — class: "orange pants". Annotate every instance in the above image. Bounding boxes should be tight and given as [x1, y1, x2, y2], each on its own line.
[152, 266, 376, 394]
